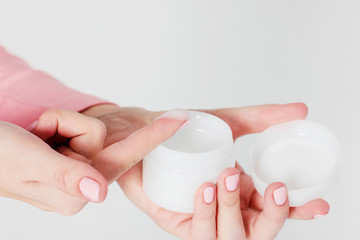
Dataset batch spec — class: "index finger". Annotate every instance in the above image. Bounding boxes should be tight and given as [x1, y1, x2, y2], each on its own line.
[30, 109, 106, 159]
[92, 110, 189, 183]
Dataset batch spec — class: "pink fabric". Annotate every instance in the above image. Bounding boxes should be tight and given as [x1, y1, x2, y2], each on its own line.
[0, 46, 109, 128]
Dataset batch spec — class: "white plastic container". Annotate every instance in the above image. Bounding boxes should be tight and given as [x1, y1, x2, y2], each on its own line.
[250, 120, 341, 206]
[143, 111, 235, 213]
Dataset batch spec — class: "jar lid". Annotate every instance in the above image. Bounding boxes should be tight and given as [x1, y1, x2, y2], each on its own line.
[250, 120, 340, 206]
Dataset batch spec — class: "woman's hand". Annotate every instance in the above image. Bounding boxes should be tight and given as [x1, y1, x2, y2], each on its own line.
[13, 108, 187, 215]
[82, 103, 330, 239]
[0, 109, 108, 215]
[183, 165, 291, 240]
[22, 108, 188, 215]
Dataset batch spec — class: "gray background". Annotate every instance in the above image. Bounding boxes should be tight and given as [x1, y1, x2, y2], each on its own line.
[0, 0, 359, 239]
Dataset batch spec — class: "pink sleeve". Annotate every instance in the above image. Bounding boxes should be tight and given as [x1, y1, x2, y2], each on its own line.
[0, 46, 111, 128]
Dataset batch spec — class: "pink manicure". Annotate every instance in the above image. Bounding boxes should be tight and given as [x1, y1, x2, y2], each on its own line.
[225, 174, 239, 192]
[157, 110, 190, 129]
[203, 187, 214, 203]
[273, 186, 288, 206]
[26, 120, 38, 131]
[79, 177, 100, 202]
[157, 109, 190, 121]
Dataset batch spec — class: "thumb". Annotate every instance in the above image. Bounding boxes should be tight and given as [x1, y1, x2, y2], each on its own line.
[30, 146, 108, 203]
[92, 109, 190, 183]
[251, 182, 289, 239]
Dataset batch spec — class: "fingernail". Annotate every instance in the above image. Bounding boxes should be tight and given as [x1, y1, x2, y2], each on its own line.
[273, 186, 287, 206]
[203, 186, 214, 203]
[157, 109, 190, 122]
[79, 177, 100, 202]
[26, 120, 38, 131]
[313, 214, 326, 219]
[225, 173, 239, 192]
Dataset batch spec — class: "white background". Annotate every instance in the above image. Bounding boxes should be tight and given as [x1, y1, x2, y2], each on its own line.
[0, 0, 359, 239]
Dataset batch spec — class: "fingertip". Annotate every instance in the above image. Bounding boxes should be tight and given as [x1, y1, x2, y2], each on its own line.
[54, 159, 109, 203]
[312, 199, 330, 216]
[191, 182, 217, 240]
[218, 167, 240, 184]
[298, 102, 309, 116]
[251, 183, 289, 239]
[217, 168, 240, 195]
[78, 175, 108, 203]
[153, 110, 190, 132]
[156, 109, 190, 122]
[216, 168, 245, 239]
[194, 182, 216, 217]
[264, 182, 289, 209]
[289, 199, 330, 220]
[196, 182, 216, 204]
[282, 102, 309, 120]
[203, 185, 215, 204]
[95, 173, 109, 203]
[26, 120, 39, 132]
[294, 102, 309, 118]
[65, 115, 107, 159]
[273, 186, 288, 206]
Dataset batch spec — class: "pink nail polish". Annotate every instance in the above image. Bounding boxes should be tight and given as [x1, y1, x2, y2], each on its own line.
[157, 109, 190, 122]
[313, 214, 326, 219]
[26, 120, 39, 131]
[225, 174, 239, 192]
[203, 187, 214, 203]
[79, 177, 100, 202]
[273, 186, 287, 206]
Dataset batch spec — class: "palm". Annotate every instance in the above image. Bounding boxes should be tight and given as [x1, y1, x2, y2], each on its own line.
[118, 160, 265, 238]
[84, 103, 329, 239]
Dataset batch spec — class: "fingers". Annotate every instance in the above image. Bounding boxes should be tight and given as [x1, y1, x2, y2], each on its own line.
[191, 182, 217, 240]
[216, 168, 246, 239]
[249, 183, 289, 240]
[28, 146, 108, 203]
[57, 145, 91, 164]
[201, 103, 308, 139]
[248, 185, 330, 220]
[30, 109, 106, 158]
[93, 110, 189, 183]
[289, 199, 330, 220]
[17, 181, 88, 216]
[0, 123, 107, 210]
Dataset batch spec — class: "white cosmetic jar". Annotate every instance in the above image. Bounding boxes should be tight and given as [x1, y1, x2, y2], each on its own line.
[250, 120, 341, 206]
[143, 111, 235, 213]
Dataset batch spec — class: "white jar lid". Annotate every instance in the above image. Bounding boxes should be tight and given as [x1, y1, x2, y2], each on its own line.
[250, 120, 340, 206]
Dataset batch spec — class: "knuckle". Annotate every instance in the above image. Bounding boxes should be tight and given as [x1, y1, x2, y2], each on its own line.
[88, 117, 106, 136]
[87, 119, 107, 153]
[39, 109, 63, 127]
[194, 207, 216, 221]
[53, 166, 70, 192]
[94, 119, 107, 135]
[42, 108, 61, 118]
[221, 195, 241, 209]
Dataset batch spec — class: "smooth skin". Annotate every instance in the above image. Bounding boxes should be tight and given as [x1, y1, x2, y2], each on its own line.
[81, 103, 330, 239]
[0, 109, 108, 215]
[0, 108, 187, 215]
